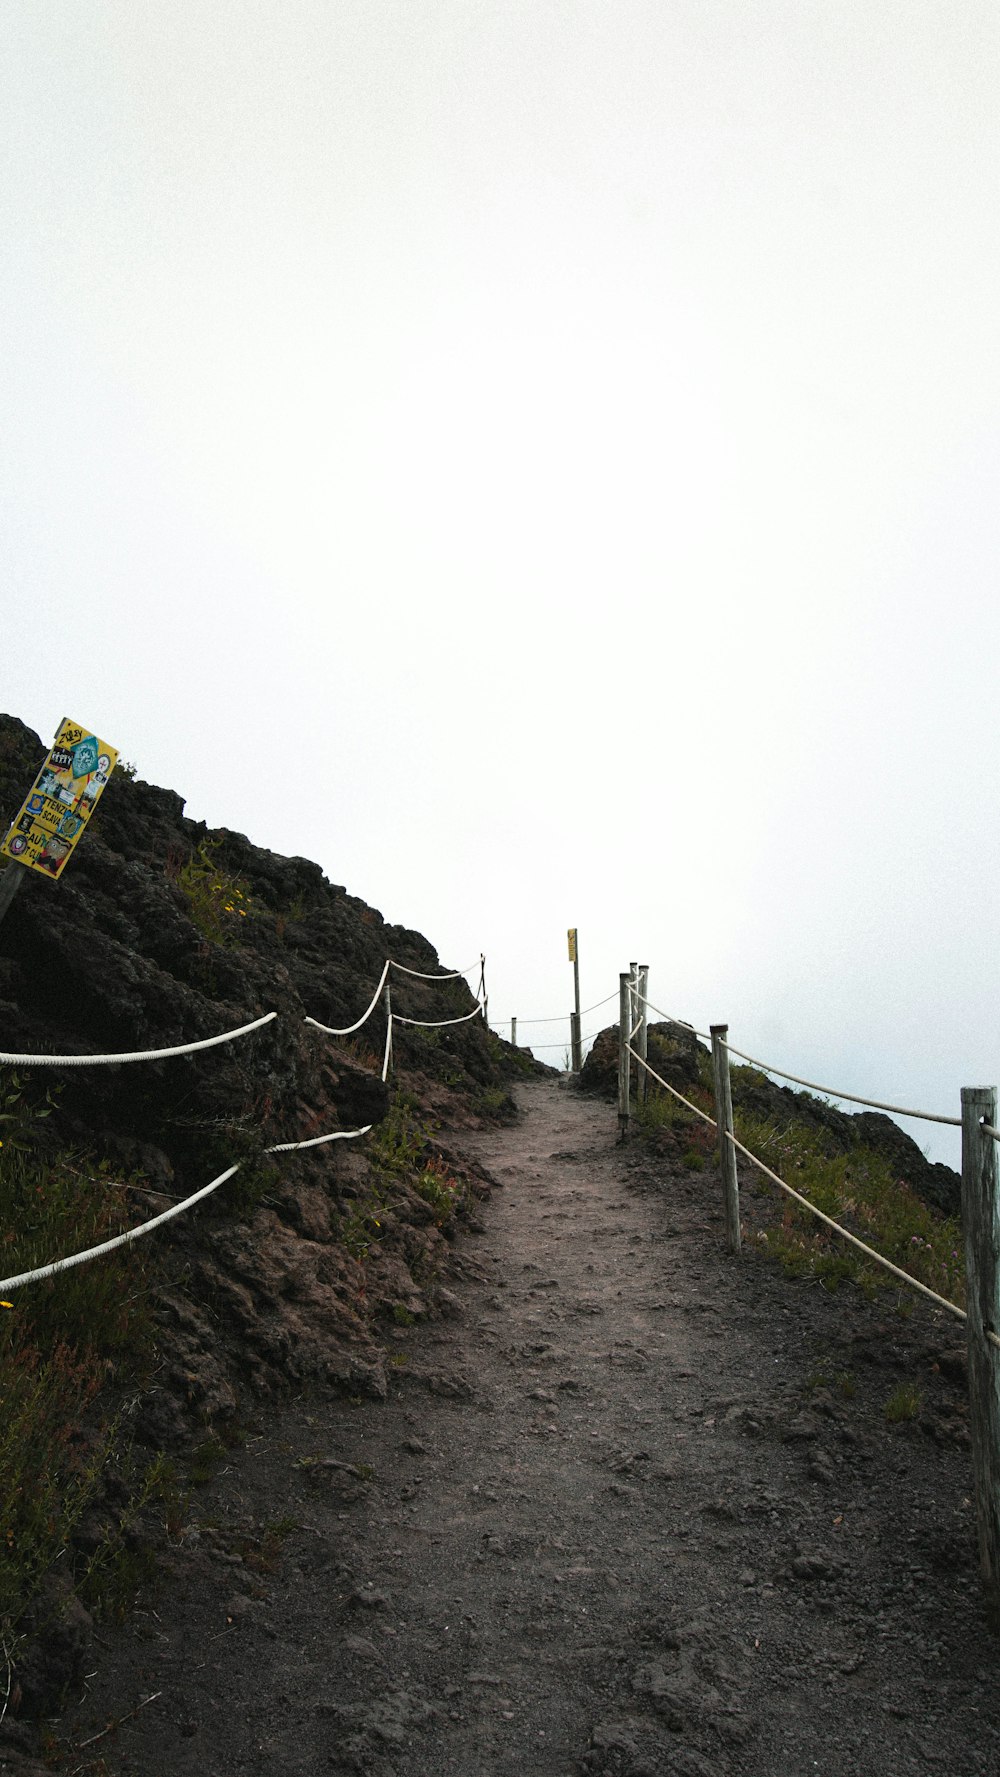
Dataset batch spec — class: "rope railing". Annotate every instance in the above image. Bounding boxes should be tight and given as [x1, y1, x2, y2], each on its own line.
[617, 959, 1000, 1614]
[0, 1114, 377, 1297]
[625, 1040, 996, 1342]
[388, 958, 481, 981]
[0, 1011, 279, 1067]
[720, 1037, 961, 1128]
[489, 990, 619, 1031]
[631, 987, 963, 1128]
[392, 1005, 485, 1029]
[0, 946, 487, 1294]
[303, 961, 392, 1038]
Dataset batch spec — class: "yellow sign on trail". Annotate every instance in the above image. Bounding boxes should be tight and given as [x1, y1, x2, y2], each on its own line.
[1, 717, 118, 880]
[567, 928, 577, 963]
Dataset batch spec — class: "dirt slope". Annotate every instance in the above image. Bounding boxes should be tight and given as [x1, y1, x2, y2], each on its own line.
[42, 1078, 1000, 1777]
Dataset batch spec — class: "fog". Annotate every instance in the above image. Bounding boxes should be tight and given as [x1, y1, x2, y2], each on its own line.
[2, 2, 998, 1167]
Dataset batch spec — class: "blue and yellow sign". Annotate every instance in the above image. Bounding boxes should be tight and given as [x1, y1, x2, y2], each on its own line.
[1, 717, 118, 880]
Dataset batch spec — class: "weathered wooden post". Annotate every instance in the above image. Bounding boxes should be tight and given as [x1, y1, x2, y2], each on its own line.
[511, 1017, 517, 1048]
[961, 1084, 1000, 1626]
[710, 1024, 741, 1255]
[381, 981, 393, 1082]
[570, 1011, 581, 1073]
[636, 964, 650, 1106]
[617, 972, 631, 1139]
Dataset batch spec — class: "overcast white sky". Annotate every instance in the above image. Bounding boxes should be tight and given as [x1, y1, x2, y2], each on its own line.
[2, 2, 998, 1164]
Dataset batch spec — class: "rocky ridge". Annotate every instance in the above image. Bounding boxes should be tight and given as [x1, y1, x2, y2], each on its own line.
[0, 712, 532, 1726]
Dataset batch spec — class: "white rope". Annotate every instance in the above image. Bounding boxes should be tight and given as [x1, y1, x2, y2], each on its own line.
[0, 1164, 242, 1295]
[723, 1128, 997, 1338]
[627, 1046, 718, 1129]
[393, 1003, 485, 1029]
[527, 1031, 602, 1050]
[635, 994, 708, 1039]
[381, 1014, 393, 1083]
[266, 1125, 373, 1153]
[983, 1124, 1000, 1143]
[498, 1013, 573, 1028]
[627, 1044, 996, 1346]
[389, 959, 480, 980]
[492, 993, 619, 1030]
[0, 1116, 378, 1295]
[582, 990, 619, 1017]
[0, 1011, 278, 1068]
[304, 960, 391, 1038]
[720, 1038, 961, 1128]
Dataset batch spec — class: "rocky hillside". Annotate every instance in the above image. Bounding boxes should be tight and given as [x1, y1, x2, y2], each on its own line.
[0, 713, 533, 1715]
[581, 1016, 961, 1213]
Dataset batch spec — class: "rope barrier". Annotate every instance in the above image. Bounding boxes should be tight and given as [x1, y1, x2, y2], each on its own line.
[626, 1043, 998, 1345]
[389, 959, 480, 981]
[720, 1038, 961, 1128]
[266, 1126, 373, 1153]
[634, 993, 707, 1038]
[305, 952, 485, 1042]
[498, 991, 621, 1030]
[0, 1164, 242, 1295]
[0, 1110, 379, 1296]
[392, 1003, 486, 1029]
[627, 1046, 718, 1129]
[723, 1128, 995, 1336]
[303, 961, 391, 1039]
[0, 1011, 278, 1068]
[983, 1123, 1000, 1143]
[524, 1030, 601, 1051]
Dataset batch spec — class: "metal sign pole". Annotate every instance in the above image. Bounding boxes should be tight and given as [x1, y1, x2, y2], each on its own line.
[0, 864, 26, 930]
[568, 928, 582, 1072]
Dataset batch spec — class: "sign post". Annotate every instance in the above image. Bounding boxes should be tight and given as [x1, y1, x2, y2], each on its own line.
[568, 928, 582, 1072]
[0, 717, 118, 925]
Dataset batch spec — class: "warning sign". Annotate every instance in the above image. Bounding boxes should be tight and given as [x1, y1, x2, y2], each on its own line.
[567, 928, 577, 963]
[1, 717, 118, 880]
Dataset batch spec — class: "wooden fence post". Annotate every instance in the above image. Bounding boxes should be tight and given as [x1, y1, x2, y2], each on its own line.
[570, 1011, 582, 1073]
[961, 1084, 1000, 1625]
[381, 981, 393, 1083]
[636, 964, 649, 1106]
[511, 1016, 517, 1048]
[618, 972, 631, 1139]
[710, 1024, 741, 1255]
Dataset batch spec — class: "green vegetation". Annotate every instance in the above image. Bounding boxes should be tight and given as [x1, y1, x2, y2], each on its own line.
[634, 1046, 964, 1312]
[166, 837, 254, 944]
[339, 1091, 471, 1261]
[733, 1108, 964, 1307]
[884, 1381, 923, 1423]
[0, 1078, 168, 1662]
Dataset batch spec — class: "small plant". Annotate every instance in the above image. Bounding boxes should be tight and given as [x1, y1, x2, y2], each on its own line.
[165, 838, 254, 946]
[884, 1382, 922, 1424]
[189, 1436, 227, 1486]
[0, 1081, 163, 1664]
[392, 1305, 416, 1327]
[414, 1155, 468, 1227]
[734, 1108, 964, 1307]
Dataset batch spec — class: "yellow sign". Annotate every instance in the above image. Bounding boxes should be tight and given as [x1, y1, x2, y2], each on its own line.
[567, 928, 577, 963]
[1, 718, 118, 880]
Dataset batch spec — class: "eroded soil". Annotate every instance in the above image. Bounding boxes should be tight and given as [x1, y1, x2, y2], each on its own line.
[43, 1079, 1000, 1774]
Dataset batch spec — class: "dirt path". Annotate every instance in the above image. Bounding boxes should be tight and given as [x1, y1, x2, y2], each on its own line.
[63, 1079, 1000, 1775]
